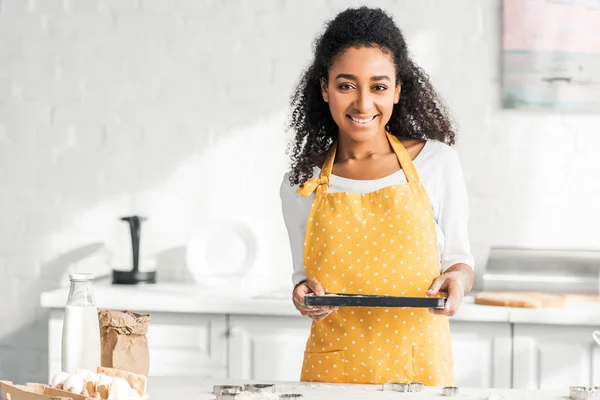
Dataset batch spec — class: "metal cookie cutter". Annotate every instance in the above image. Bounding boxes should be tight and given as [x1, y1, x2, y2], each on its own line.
[408, 382, 425, 392]
[442, 386, 459, 397]
[382, 382, 408, 392]
[244, 383, 276, 393]
[589, 388, 600, 400]
[216, 389, 243, 400]
[213, 385, 243, 395]
[570, 386, 591, 400]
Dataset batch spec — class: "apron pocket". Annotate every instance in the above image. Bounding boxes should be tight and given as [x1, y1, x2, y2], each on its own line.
[301, 350, 346, 383]
[412, 346, 454, 386]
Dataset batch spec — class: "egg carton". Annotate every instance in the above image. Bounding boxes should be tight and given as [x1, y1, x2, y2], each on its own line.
[1, 381, 148, 400]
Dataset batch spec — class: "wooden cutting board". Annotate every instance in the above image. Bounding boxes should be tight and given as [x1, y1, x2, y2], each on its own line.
[473, 292, 600, 308]
[474, 292, 566, 308]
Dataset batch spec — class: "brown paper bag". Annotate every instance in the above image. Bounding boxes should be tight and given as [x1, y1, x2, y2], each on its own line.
[98, 310, 150, 376]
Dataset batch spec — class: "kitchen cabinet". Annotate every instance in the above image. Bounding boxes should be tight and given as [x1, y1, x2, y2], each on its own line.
[512, 323, 600, 390]
[227, 315, 312, 381]
[450, 321, 512, 389]
[226, 315, 512, 388]
[48, 309, 228, 379]
[45, 308, 598, 390]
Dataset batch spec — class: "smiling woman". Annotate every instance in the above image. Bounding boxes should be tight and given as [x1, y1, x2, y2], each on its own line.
[285, 6, 457, 187]
[279, 6, 475, 387]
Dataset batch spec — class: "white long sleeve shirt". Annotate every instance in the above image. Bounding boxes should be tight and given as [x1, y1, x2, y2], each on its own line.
[280, 139, 475, 286]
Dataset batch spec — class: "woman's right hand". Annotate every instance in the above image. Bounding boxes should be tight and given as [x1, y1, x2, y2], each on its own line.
[292, 278, 338, 321]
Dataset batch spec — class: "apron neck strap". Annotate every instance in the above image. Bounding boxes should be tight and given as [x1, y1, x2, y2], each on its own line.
[386, 132, 421, 184]
[319, 132, 421, 184]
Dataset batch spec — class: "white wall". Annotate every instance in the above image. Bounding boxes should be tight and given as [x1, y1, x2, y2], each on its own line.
[1, 0, 598, 383]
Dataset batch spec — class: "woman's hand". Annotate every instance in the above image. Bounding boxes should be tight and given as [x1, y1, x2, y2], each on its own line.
[292, 278, 338, 321]
[426, 264, 474, 316]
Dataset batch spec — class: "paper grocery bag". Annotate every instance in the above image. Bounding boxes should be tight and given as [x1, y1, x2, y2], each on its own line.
[98, 310, 150, 376]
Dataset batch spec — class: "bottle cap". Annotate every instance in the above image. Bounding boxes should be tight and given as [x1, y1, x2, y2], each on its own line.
[69, 273, 95, 282]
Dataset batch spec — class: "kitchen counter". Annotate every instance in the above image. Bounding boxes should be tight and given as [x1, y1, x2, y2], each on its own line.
[40, 281, 600, 325]
[39, 280, 510, 322]
[146, 377, 568, 400]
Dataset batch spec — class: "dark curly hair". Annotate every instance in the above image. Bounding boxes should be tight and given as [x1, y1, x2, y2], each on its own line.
[286, 6, 457, 187]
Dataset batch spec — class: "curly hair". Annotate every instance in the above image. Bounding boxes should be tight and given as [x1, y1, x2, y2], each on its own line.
[286, 6, 457, 187]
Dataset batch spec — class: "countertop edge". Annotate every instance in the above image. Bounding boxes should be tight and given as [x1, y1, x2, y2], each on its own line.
[39, 285, 600, 325]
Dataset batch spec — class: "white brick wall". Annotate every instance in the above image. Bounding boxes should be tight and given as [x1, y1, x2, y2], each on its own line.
[1, 0, 599, 383]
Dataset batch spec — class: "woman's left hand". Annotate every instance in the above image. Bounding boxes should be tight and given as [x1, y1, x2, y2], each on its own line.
[426, 264, 474, 316]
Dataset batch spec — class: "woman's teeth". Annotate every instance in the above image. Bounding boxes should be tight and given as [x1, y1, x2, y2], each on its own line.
[349, 115, 377, 124]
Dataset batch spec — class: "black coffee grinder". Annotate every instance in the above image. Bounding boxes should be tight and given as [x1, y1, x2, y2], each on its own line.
[112, 215, 157, 284]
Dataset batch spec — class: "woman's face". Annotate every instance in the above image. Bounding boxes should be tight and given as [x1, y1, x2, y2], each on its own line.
[322, 46, 401, 143]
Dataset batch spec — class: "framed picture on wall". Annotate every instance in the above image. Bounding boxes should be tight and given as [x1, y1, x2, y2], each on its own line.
[502, 0, 600, 112]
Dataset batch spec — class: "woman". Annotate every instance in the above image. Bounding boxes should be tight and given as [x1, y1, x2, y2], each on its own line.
[280, 7, 474, 386]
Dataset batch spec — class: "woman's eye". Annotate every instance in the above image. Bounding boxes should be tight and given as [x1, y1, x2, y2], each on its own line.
[338, 83, 354, 90]
[373, 85, 387, 91]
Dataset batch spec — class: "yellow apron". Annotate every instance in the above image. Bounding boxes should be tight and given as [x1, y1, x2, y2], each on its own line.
[296, 132, 454, 385]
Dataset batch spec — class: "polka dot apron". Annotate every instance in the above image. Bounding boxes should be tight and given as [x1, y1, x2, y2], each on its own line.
[296, 132, 454, 385]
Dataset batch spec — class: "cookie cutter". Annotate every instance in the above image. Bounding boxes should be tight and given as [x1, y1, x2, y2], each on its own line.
[408, 382, 424, 392]
[442, 386, 459, 397]
[569, 386, 587, 400]
[213, 385, 243, 396]
[244, 383, 276, 393]
[279, 395, 303, 399]
[382, 382, 408, 392]
[216, 389, 243, 400]
[569, 386, 600, 400]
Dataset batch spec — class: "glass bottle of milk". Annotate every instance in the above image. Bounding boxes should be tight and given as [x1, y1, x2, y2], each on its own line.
[61, 273, 101, 373]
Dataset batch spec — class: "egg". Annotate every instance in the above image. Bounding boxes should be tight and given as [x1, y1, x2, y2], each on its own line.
[63, 374, 85, 394]
[107, 377, 131, 399]
[50, 371, 70, 388]
[87, 372, 101, 383]
[75, 369, 92, 377]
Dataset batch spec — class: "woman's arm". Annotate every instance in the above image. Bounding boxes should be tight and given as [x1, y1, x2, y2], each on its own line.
[427, 149, 475, 316]
[280, 174, 338, 320]
[279, 173, 309, 286]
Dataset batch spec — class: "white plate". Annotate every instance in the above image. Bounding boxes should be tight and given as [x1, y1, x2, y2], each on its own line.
[186, 220, 257, 284]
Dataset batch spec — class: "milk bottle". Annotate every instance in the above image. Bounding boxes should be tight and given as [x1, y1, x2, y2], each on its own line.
[61, 273, 101, 373]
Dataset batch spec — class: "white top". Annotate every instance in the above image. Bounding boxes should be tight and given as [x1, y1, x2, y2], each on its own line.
[279, 139, 475, 286]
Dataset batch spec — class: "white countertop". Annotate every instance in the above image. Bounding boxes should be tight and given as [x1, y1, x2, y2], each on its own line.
[146, 377, 569, 400]
[39, 281, 600, 325]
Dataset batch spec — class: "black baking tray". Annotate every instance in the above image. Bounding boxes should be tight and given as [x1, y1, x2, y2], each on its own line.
[304, 294, 446, 308]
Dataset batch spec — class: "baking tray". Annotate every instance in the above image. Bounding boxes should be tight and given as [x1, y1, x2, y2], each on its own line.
[304, 293, 446, 308]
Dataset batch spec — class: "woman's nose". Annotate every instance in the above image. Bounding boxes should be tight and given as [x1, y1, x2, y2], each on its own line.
[354, 89, 373, 112]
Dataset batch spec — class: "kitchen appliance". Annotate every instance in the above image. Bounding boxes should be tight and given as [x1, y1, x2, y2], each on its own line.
[475, 247, 600, 295]
[112, 215, 156, 285]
